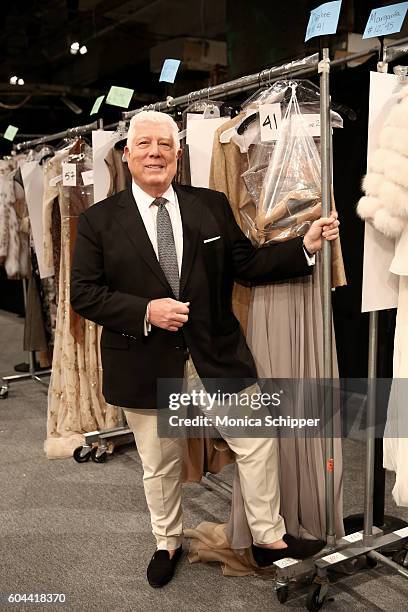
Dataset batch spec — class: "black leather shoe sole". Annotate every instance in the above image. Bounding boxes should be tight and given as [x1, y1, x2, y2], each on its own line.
[252, 535, 326, 567]
[147, 546, 183, 588]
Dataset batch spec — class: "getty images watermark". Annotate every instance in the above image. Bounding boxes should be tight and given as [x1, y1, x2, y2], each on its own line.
[166, 388, 320, 431]
[156, 377, 408, 439]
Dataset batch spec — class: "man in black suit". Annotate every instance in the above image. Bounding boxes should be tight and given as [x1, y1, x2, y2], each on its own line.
[71, 111, 339, 587]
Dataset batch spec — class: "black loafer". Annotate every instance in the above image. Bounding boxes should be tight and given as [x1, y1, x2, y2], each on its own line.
[252, 534, 326, 567]
[147, 546, 182, 588]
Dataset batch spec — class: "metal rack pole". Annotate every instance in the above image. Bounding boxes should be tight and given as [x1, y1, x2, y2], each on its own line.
[363, 310, 378, 545]
[0, 279, 51, 400]
[320, 47, 335, 548]
[15, 120, 99, 152]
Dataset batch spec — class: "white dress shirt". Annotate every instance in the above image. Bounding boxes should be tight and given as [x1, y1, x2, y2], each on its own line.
[132, 181, 183, 273]
[132, 181, 183, 335]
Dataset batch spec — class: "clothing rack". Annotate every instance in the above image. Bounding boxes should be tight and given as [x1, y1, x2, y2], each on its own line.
[13, 37, 408, 154]
[14, 120, 100, 152]
[6, 37, 408, 605]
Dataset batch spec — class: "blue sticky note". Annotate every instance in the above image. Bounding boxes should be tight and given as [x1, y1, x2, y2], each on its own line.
[159, 59, 181, 83]
[305, 0, 342, 42]
[363, 2, 408, 39]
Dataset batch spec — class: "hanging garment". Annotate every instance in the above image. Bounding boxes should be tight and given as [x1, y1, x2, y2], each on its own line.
[177, 101, 240, 483]
[358, 82, 408, 506]
[0, 159, 22, 279]
[44, 140, 119, 459]
[187, 83, 345, 574]
[104, 142, 132, 196]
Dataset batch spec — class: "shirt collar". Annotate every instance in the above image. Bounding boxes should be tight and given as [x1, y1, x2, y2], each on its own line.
[132, 181, 176, 211]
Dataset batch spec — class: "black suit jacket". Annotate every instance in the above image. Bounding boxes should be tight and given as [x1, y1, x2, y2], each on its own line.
[70, 184, 311, 408]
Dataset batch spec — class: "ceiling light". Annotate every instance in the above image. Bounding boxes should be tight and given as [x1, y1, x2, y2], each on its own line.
[70, 42, 80, 55]
[79, 45, 87, 55]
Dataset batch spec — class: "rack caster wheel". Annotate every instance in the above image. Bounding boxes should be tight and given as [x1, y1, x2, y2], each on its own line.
[306, 582, 329, 611]
[392, 546, 408, 568]
[91, 446, 107, 463]
[276, 584, 289, 603]
[73, 446, 91, 463]
[0, 384, 9, 399]
[355, 554, 377, 570]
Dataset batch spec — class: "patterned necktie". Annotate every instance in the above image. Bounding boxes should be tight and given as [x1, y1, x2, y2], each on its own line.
[152, 197, 180, 298]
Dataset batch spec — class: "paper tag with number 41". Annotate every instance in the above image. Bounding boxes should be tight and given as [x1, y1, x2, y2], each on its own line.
[259, 103, 282, 142]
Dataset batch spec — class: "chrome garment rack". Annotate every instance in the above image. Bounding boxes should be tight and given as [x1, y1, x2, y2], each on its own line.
[7, 37, 408, 608]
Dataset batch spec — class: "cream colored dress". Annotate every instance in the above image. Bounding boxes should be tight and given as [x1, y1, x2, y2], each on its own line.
[43, 141, 119, 459]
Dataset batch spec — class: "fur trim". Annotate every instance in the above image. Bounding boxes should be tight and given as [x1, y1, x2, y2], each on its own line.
[378, 179, 408, 218]
[396, 83, 408, 101]
[383, 149, 408, 190]
[357, 195, 382, 221]
[387, 101, 408, 131]
[362, 172, 383, 196]
[4, 204, 21, 278]
[370, 148, 387, 173]
[373, 209, 404, 238]
[380, 126, 408, 158]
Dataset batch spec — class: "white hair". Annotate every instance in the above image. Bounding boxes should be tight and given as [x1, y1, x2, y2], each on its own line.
[126, 110, 180, 150]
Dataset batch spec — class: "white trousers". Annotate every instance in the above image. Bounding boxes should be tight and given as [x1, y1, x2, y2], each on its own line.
[124, 358, 285, 550]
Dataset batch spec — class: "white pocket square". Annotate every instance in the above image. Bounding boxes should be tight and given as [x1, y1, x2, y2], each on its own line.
[203, 236, 221, 244]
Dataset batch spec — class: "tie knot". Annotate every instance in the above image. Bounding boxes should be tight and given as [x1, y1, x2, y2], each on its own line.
[152, 197, 167, 208]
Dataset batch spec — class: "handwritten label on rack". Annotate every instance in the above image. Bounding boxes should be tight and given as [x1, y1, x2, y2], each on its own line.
[300, 114, 322, 137]
[394, 526, 408, 538]
[363, 2, 408, 39]
[259, 103, 282, 141]
[321, 551, 347, 565]
[106, 86, 134, 109]
[159, 59, 181, 83]
[305, 0, 342, 42]
[90, 95, 105, 115]
[273, 557, 300, 569]
[342, 531, 363, 543]
[62, 163, 77, 187]
[3, 125, 19, 141]
[81, 170, 94, 186]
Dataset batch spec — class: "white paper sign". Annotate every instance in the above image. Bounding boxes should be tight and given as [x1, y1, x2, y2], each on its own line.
[394, 526, 408, 538]
[81, 170, 94, 186]
[62, 162, 77, 187]
[21, 161, 54, 279]
[303, 113, 321, 137]
[342, 531, 363, 543]
[273, 557, 300, 568]
[321, 551, 348, 564]
[259, 103, 282, 142]
[92, 131, 117, 204]
[186, 115, 230, 188]
[361, 72, 403, 313]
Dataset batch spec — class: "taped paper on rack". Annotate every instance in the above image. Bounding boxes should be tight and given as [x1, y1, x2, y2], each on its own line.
[186, 115, 229, 188]
[21, 161, 54, 279]
[361, 71, 403, 313]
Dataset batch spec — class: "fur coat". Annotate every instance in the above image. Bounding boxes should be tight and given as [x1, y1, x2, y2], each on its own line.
[357, 83, 408, 238]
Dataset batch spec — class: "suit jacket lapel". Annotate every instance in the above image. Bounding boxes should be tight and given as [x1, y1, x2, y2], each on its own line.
[175, 184, 203, 297]
[115, 189, 172, 293]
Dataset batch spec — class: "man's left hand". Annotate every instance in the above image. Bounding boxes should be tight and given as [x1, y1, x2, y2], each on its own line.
[303, 212, 340, 255]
